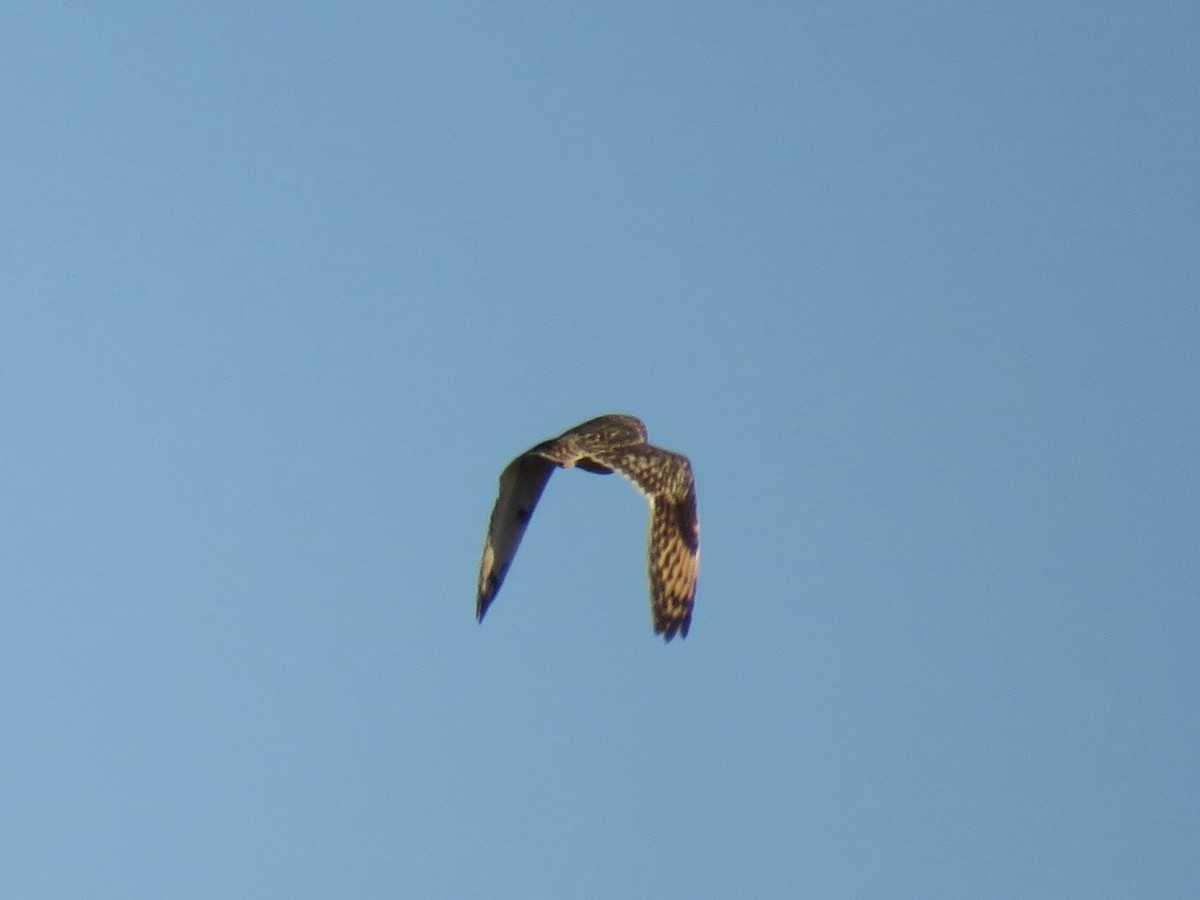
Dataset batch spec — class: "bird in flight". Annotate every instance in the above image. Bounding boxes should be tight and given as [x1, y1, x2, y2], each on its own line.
[476, 414, 699, 641]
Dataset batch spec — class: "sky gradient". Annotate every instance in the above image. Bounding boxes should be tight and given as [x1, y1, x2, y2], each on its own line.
[2, 3, 1197, 897]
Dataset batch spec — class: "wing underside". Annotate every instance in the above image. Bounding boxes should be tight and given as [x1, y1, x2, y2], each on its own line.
[476, 454, 555, 621]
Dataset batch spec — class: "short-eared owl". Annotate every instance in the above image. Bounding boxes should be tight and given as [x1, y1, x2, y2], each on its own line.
[477, 414, 699, 641]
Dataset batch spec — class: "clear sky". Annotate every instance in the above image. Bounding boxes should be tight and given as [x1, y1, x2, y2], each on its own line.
[2, 3, 1197, 898]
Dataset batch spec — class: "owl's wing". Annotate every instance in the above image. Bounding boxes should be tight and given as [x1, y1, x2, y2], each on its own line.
[476, 453, 556, 622]
[646, 487, 699, 640]
[591, 445, 699, 641]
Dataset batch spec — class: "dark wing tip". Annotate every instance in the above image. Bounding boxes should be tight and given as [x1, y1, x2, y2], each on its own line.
[476, 566, 505, 623]
[654, 613, 691, 642]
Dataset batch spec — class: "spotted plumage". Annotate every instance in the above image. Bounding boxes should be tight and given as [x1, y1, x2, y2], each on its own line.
[477, 414, 699, 641]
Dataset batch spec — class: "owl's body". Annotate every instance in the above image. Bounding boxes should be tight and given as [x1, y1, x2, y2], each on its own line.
[477, 414, 699, 641]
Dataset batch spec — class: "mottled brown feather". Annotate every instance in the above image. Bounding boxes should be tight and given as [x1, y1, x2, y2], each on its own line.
[476, 414, 699, 641]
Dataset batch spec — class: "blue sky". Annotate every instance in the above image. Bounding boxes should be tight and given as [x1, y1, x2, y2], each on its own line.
[2, 3, 1197, 897]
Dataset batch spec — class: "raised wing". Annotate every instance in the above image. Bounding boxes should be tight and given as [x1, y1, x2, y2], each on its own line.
[476, 453, 556, 622]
